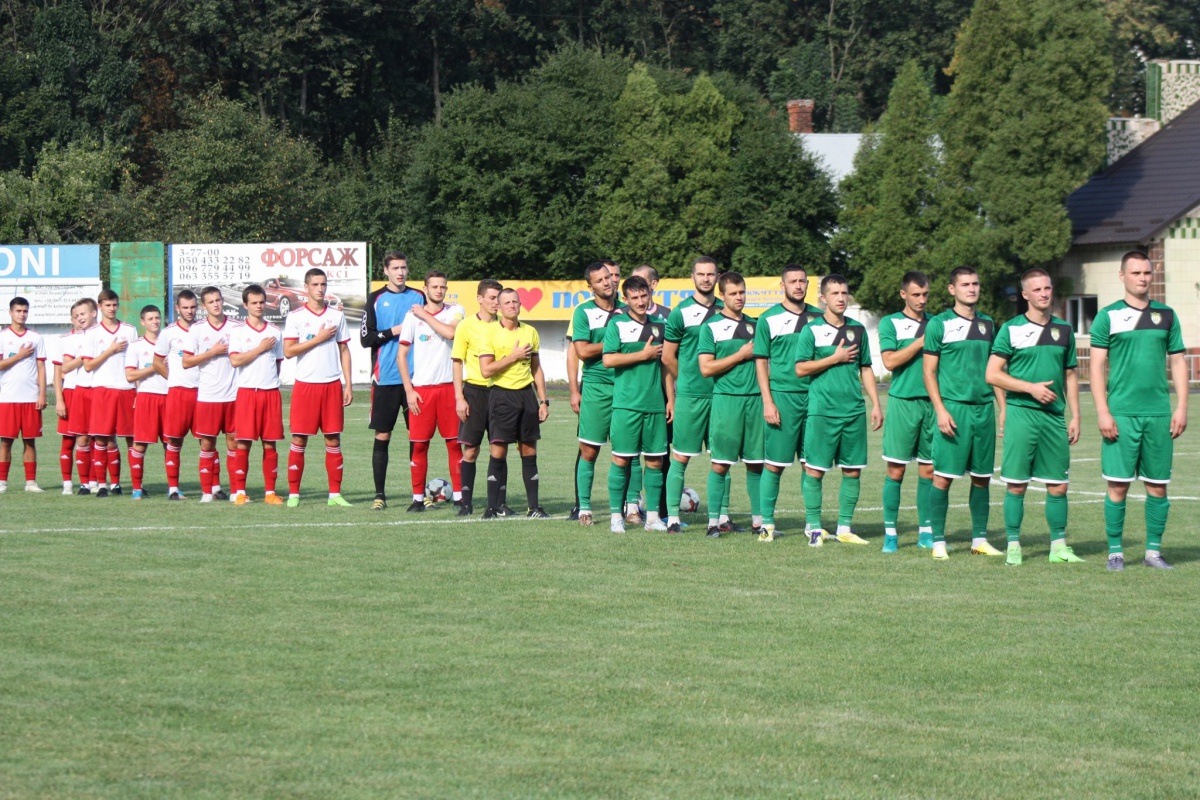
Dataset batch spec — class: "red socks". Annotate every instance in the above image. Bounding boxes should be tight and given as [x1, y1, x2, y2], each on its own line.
[411, 440, 430, 496]
[325, 446, 343, 494]
[130, 448, 145, 491]
[288, 444, 305, 495]
[165, 443, 181, 490]
[447, 439, 463, 493]
[263, 447, 279, 494]
[60, 437, 74, 482]
[199, 450, 216, 494]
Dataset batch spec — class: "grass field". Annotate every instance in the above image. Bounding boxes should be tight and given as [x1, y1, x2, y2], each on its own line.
[2, 387, 1198, 799]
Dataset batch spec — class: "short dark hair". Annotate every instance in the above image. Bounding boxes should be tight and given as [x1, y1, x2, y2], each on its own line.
[424, 270, 447, 283]
[781, 263, 807, 281]
[1120, 250, 1151, 271]
[499, 287, 520, 301]
[718, 271, 745, 293]
[200, 286, 223, 302]
[584, 261, 610, 284]
[1020, 268, 1051, 288]
[140, 304, 161, 318]
[901, 270, 928, 289]
[693, 256, 718, 272]
[820, 273, 849, 294]
[9, 296, 28, 310]
[71, 298, 96, 313]
[242, 284, 266, 304]
[97, 288, 119, 303]
[476, 279, 502, 297]
[622, 275, 650, 297]
[382, 250, 407, 267]
[633, 264, 659, 283]
[304, 268, 325, 284]
[948, 266, 978, 285]
[175, 289, 197, 306]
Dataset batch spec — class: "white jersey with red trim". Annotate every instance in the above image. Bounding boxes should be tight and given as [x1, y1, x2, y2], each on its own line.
[0, 326, 46, 402]
[283, 305, 349, 384]
[53, 330, 80, 391]
[125, 337, 168, 395]
[230, 320, 284, 390]
[398, 303, 464, 386]
[154, 322, 200, 390]
[66, 327, 94, 388]
[84, 321, 138, 390]
[184, 317, 237, 402]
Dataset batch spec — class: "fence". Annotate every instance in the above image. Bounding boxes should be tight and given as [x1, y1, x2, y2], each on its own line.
[1074, 349, 1200, 386]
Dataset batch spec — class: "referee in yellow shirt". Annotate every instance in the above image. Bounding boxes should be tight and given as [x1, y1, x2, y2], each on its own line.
[451, 279, 503, 517]
[479, 288, 551, 519]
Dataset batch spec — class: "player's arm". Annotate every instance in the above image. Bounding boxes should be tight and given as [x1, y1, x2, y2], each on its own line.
[282, 325, 336, 358]
[602, 341, 662, 369]
[415, 309, 460, 341]
[1088, 346, 1116, 439]
[0, 343, 35, 370]
[662, 360, 675, 423]
[35, 357, 47, 410]
[338, 340, 353, 407]
[699, 341, 753, 378]
[359, 292, 400, 348]
[53, 361, 67, 418]
[480, 341, 532, 378]
[60, 353, 85, 374]
[84, 335, 128, 371]
[661, 340, 680, 378]
[923, 352, 956, 435]
[567, 345, 581, 414]
[182, 336, 229, 368]
[572, 339, 604, 360]
[1065, 368, 1080, 444]
[985, 355, 1056, 403]
[452, 358, 470, 422]
[532, 354, 549, 422]
[861, 364, 882, 431]
[756, 358, 779, 426]
[795, 343, 858, 378]
[397, 340, 423, 414]
[125, 363, 157, 381]
[1169, 352, 1189, 438]
[880, 337, 924, 372]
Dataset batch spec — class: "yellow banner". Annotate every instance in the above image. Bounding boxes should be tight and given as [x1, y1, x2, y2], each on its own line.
[371, 277, 818, 320]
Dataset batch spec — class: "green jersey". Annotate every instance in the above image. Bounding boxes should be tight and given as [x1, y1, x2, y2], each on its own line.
[752, 302, 825, 394]
[603, 312, 667, 412]
[1089, 299, 1185, 416]
[698, 312, 758, 396]
[665, 296, 724, 397]
[923, 309, 996, 404]
[571, 298, 623, 386]
[795, 316, 872, 418]
[991, 314, 1076, 416]
[878, 310, 931, 400]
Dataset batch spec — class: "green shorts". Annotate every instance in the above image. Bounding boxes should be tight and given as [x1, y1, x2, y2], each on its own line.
[764, 391, 808, 467]
[610, 408, 668, 458]
[708, 394, 764, 465]
[932, 400, 995, 479]
[672, 395, 713, 457]
[1000, 405, 1070, 484]
[803, 414, 868, 472]
[1101, 415, 1174, 484]
[881, 396, 934, 465]
[577, 382, 614, 446]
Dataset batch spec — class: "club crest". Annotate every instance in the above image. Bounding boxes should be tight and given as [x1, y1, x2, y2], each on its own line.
[846, 330, 856, 343]
[977, 322, 987, 335]
[1050, 328, 1060, 342]
[651, 325, 661, 339]
[1151, 311, 1162, 326]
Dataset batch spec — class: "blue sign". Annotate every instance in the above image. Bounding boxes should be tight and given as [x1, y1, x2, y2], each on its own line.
[0, 245, 101, 284]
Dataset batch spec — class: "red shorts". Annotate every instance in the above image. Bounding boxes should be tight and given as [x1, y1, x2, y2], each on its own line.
[133, 392, 168, 444]
[68, 386, 93, 437]
[409, 382, 459, 442]
[89, 387, 135, 438]
[235, 388, 284, 441]
[193, 400, 236, 439]
[57, 387, 73, 435]
[289, 380, 344, 436]
[0, 402, 43, 439]
[163, 387, 198, 439]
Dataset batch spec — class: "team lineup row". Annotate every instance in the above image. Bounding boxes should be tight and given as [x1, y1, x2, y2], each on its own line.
[0, 252, 1189, 569]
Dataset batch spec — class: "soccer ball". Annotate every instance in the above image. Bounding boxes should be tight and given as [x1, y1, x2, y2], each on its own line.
[680, 487, 700, 514]
[425, 477, 451, 504]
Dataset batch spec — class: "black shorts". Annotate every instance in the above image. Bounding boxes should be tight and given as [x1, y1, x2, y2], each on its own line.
[368, 383, 410, 432]
[488, 385, 541, 445]
[457, 383, 490, 448]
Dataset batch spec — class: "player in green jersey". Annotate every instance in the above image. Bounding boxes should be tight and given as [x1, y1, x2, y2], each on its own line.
[1089, 251, 1189, 570]
[602, 275, 669, 533]
[662, 257, 735, 533]
[794, 274, 882, 546]
[752, 263, 824, 542]
[923, 266, 1005, 560]
[878, 272, 934, 553]
[570, 262, 622, 526]
[697, 272, 762, 537]
[986, 269, 1084, 566]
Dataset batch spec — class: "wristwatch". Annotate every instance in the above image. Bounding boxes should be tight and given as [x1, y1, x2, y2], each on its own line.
[540, 399, 550, 406]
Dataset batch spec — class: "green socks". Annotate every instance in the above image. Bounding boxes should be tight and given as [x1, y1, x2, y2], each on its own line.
[802, 472, 823, 529]
[721, 472, 732, 517]
[666, 458, 687, 518]
[1145, 495, 1170, 552]
[643, 466, 663, 518]
[917, 476, 933, 530]
[930, 485, 950, 543]
[760, 468, 782, 526]
[1004, 491, 1024, 543]
[969, 483, 990, 537]
[607, 461, 629, 515]
[626, 455, 643, 505]
[746, 469, 762, 517]
[1045, 493, 1068, 541]
[576, 456, 596, 512]
[838, 475, 860, 528]
[706, 469, 725, 524]
[882, 476, 902, 530]
[1104, 496, 1126, 553]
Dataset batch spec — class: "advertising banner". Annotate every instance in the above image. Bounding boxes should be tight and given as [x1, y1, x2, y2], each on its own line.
[168, 242, 370, 383]
[369, 276, 818, 320]
[0, 245, 102, 324]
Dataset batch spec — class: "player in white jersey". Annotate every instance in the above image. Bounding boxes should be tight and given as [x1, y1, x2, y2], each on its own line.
[82, 289, 139, 497]
[124, 305, 169, 500]
[52, 304, 88, 493]
[397, 270, 465, 511]
[283, 268, 354, 507]
[155, 289, 200, 499]
[59, 299, 97, 493]
[228, 284, 285, 505]
[182, 286, 237, 502]
[0, 297, 47, 492]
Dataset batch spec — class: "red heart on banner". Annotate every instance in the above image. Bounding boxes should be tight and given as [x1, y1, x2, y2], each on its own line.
[516, 287, 543, 312]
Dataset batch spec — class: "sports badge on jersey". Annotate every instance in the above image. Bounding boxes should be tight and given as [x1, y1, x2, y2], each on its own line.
[1151, 311, 1161, 326]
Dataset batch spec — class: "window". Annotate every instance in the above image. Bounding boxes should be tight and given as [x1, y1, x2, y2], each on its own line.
[1065, 295, 1098, 335]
